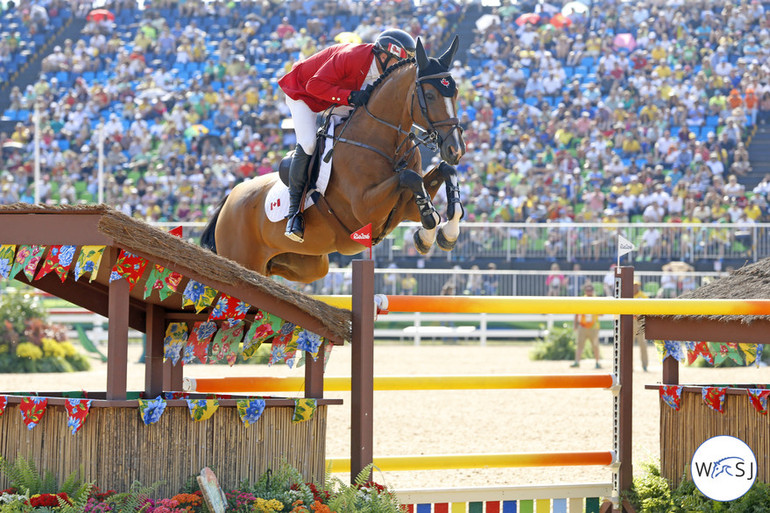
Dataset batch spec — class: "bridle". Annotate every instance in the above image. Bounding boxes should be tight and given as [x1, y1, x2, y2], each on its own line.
[327, 63, 462, 169]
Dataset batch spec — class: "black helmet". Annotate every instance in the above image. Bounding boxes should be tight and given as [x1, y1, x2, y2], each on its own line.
[374, 29, 416, 60]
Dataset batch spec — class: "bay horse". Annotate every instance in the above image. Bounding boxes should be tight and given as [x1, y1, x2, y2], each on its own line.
[201, 36, 466, 283]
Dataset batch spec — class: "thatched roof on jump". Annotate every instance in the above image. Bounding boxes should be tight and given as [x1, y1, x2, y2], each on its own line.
[0, 204, 351, 344]
[659, 257, 770, 324]
[643, 258, 770, 344]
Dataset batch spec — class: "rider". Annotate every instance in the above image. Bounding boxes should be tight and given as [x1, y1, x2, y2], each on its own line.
[277, 28, 417, 243]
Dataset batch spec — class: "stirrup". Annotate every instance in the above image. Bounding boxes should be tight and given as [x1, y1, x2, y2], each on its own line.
[285, 213, 305, 243]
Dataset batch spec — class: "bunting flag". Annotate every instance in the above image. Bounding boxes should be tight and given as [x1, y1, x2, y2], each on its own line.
[169, 226, 184, 238]
[182, 280, 218, 313]
[242, 310, 282, 360]
[747, 389, 770, 415]
[64, 398, 92, 434]
[269, 322, 298, 367]
[292, 398, 317, 423]
[109, 250, 148, 290]
[186, 399, 219, 422]
[184, 321, 217, 364]
[322, 340, 334, 368]
[712, 342, 743, 366]
[0, 244, 16, 279]
[19, 397, 48, 430]
[163, 322, 189, 366]
[236, 398, 266, 427]
[207, 293, 250, 322]
[35, 245, 76, 282]
[758, 345, 764, 367]
[164, 392, 189, 400]
[0, 396, 7, 416]
[138, 396, 167, 425]
[210, 320, 244, 366]
[739, 344, 760, 366]
[685, 342, 714, 365]
[660, 385, 683, 411]
[702, 387, 727, 413]
[655, 340, 684, 363]
[9, 245, 45, 280]
[296, 330, 324, 359]
[73, 245, 105, 282]
[143, 264, 183, 301]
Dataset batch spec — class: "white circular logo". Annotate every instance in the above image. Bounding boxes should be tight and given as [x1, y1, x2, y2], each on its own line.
[691, 435, 757, 502]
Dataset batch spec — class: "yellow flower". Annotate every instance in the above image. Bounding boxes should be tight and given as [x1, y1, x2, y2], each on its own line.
[41, 338, 66, 358]
[16, 343, 43, 360]
[254, 498, 284, 513]
[58, 341, 77, 357]
[0, 344, 8, 354]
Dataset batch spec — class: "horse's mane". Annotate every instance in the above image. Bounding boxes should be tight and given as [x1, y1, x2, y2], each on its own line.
[370, 57, 416, 92]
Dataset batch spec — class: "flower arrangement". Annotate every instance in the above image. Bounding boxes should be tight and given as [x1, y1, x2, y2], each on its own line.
[0, 459, 403, 513]
[0, 288, 91, 373]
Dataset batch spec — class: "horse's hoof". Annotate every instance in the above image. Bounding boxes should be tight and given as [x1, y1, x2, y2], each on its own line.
[437, 229, 457, 251]
[413, 230, 433, 255]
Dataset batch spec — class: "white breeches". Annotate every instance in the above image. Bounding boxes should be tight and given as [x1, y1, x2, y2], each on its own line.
[285, 96, 319, 154]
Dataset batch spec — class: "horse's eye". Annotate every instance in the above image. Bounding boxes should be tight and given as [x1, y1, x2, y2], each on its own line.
[425, 91, 436, 101]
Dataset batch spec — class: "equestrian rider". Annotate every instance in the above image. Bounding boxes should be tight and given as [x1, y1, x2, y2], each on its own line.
[278, 28, 417, 243]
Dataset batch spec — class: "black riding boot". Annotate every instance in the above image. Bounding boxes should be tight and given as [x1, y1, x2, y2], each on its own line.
[285, 145, 311, 243]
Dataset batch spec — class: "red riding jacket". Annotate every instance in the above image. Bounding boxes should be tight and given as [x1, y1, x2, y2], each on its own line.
[278, 43, 376, 112]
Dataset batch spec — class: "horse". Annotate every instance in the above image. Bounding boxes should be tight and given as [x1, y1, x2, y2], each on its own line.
[201, 36, 466, 283]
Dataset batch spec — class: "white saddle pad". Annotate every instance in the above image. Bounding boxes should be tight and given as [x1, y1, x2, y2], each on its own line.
[264, 118, 338, 223]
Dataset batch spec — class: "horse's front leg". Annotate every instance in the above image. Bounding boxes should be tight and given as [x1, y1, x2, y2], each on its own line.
[399, 167, 440, 254]
[435, 161, 464, 251]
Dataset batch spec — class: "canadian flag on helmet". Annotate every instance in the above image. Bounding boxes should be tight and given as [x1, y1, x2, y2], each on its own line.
[387, 43, 407, 59]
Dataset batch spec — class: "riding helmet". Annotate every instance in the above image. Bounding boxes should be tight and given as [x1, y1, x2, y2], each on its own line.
[375, 29, 416, 60]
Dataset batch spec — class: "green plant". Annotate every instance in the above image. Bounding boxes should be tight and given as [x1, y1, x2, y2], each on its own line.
[102, 481, 161, 513]
[326, 465, 401, 513]
[529, 323, 594, 360]
[246, 462, 314, 508]
[627, 461, 770, 513]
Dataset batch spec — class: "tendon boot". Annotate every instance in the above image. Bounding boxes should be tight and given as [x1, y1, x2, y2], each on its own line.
[285, 145, 311, 242]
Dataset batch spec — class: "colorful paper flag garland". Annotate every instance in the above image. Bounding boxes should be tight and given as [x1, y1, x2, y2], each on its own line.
[19, 397, 48, 430]
[64, 398, 92, 434]
[236, 398, 266, 427]
[9, 245, 45, 281]
[660, 385, 683, 411]
[138, 396, 167, 425]
[73, 245, 105, 282]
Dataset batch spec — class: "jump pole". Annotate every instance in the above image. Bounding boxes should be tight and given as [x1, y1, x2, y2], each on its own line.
[347, 262, 634, 513]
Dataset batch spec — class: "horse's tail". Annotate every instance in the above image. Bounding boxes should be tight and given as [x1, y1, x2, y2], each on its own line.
[200, 194, 228, 254]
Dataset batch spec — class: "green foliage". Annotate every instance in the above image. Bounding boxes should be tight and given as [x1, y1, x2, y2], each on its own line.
[327, 465, 401, 513]
[246, 462, 312, 507]
[0, 456, 90, 499]
[0, 501, 32, 513]
[0, 287, 91, 373]
[0, 289, 47, 345]
[102, 481, 161, 513]
[57, 482, 94, 513]
[628, 461, 770, 513]
[530, 323, 594, 360]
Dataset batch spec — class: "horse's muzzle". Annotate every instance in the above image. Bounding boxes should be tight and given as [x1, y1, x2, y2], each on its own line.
[439, 131, 466, 165]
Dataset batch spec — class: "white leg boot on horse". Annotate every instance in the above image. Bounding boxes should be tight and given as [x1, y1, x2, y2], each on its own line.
[285, 145, 311, 243]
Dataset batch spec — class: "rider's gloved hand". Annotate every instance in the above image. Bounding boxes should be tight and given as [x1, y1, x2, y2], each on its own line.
[348, 85, 373, 106]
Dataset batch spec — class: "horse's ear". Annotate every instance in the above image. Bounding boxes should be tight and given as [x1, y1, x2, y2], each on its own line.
[415, 37, 429, 70]
[438, 35, 459, 69]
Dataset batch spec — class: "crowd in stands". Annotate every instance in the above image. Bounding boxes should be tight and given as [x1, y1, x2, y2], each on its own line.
[0, 0, 768, 243]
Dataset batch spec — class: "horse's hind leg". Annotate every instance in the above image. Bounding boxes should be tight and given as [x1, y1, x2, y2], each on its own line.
[435, 162, 464, 251]
[399, 168, 439, 254]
